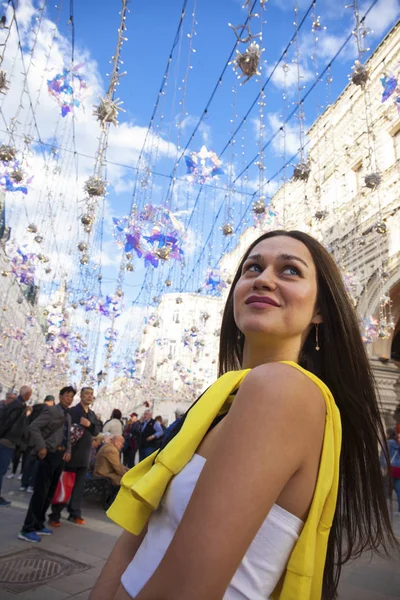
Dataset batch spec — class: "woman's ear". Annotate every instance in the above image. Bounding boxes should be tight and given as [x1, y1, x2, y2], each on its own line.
[311, 311, 323, 325]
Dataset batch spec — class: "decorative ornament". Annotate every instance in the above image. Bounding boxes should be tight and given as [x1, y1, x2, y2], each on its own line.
[93, 96, 125, 127]
[0, 70, 10, 95]
[364, 172, 382, 189]
[37, 254, 49, 263]
[84, 176, 107, 197]
[80, 254, 89, 265]
[253, 198, 266, 215]
[201, 312, 210, 322]
[165, 279, 172, 287]
[77, 242, 88, 252]
[375, 221, 387, 235]
[47, 65, 87, 117]
[203, 269, 227, 296]
[27, 224, 38, 234]
[1, 269, 8, 277]
[10, 168, 24, 183]
[155, 246, 171, 261]
[221, 222, 234, 236]
[45, 267, 52, 274]
[17, 296, 23, 304]
[115, 289, 123, 297]
[176, 297, 183, 304]
[72, 302, 78, 309]
[293, 160, 311, 181]
[380, 71, 400, 114]
[350, 60, 369, 87]
[81, 213, 94, 230]
[153, 296, 159, 303]
[97, 274, 102, 281]
[184, 145, 224, 185]
[231, 42, 262, 84]
[0, 144, 16, 163]
[126, 252, 133, 260]
[126, 262, 134, 271]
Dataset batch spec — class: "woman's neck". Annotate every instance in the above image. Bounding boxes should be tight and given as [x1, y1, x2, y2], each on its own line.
[241, 338, 301, 369]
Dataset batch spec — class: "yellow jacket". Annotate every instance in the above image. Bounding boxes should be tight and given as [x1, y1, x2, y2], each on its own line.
[108, 361, 342, 599]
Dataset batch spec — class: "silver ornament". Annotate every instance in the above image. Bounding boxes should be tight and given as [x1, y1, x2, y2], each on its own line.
[27, 223, 38, 234]
[314, 210, 328, 221]
[375, 221, 387, 235]
[10, 168, 24, 183]
[77, 242, 88, 252]
[80, 254, 89, 265]
[34, 235, 43, 243]
[165, 279, 172, 287]
[93, 96, 125, 127]
[126, 262, 134, 271]
[155, 246, 171, 260]
[232, 42, 262, 84]
[253, 198, 266, 214]
[0, 144, 15, 162]
[350, 60, 369, 87]
[84, 176, 107, 197]
[176, 297, 183, 304]
[293, 161, 311, 181]
[222, 223, 234, 236]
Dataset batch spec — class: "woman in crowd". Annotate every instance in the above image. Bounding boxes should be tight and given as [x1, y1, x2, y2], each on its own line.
[91, 230, 398, 600]
[103, 409, 123, 436]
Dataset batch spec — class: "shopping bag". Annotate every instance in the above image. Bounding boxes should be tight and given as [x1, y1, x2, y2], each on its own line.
[52, 471, 76, 504]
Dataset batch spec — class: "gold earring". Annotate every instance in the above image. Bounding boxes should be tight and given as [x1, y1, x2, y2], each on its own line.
[315, 324, 320, 351]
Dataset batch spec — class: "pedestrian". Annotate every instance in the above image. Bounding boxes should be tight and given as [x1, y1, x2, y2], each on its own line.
[49, 387, 101, 526]
[164, 407, 185, 439]
[154, 415, 166, 434]
[381, 428, 400, 513]
[138, 408, 164, 462]
[0, 385, 31, 506]
[0, 391, 17, 407]
[103, 409, 123, 436]
[94, 434, 128, 486]
[20, 395, 56, 493]
[123, 413, 140, 468]
[91, 230, 398, 600]
[18, 386, 75, 543]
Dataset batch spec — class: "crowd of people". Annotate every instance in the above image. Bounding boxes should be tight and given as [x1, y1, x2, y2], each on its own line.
[0, 384, 185, 544]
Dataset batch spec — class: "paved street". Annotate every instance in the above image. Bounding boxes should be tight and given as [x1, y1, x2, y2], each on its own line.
[0, 477, 399, 599]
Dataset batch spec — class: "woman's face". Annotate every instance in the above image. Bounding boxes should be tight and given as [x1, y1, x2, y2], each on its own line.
[233, 236, 321, 345]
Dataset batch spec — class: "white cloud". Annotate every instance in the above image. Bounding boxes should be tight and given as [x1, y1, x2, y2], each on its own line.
[267, 113, 306, 157]
[361, 0, 400, 37]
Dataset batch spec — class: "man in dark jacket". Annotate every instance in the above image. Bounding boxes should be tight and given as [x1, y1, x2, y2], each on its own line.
[49, 387, 101, 526]
[0, 385, 31, 506]
[18, 386, 75, 543]
[20, 395, 56, 492]
[139, 408, 164, 462]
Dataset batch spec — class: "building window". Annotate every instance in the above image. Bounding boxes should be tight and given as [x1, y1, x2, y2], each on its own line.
[393, 128, 400, 162]
[353, 162, 363, 194]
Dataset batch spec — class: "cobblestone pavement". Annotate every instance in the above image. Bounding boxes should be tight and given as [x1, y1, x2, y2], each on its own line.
[0, 478, 399, 599]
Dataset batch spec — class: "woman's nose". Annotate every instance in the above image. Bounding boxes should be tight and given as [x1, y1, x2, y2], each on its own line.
[252, 269, 277, 290]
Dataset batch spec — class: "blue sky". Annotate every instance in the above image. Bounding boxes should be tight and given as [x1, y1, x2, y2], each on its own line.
[1, 0, 399, 383]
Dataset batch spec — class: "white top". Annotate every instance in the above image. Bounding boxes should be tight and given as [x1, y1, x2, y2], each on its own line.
[102, 418, 123, 436]
[121, 454, 303, 599]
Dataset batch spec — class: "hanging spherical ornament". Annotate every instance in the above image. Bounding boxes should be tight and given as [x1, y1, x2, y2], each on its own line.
[17, 296, 23, 304]
[1, 269, 8, 277]
[27, 223, 38, 234]
[77, 241, 88, 252]
[165, 279, 172, 287]
[191, 326, 198, 334]
[293, 161, 311, 181]
[253, 198, 266, 215]
[222, 222, 234, 236]
[10, 168, 24, 183]
[79, 299, 85, 306]
[350, 60, 369, 87]
[80, 254, 89, 265]
[176, 297, 183, 304]
[37, 253, 49, 263]
[0, 70, 10, 95]
[43, 309, 49, 316]
[375, 221, 387, 235]
[232, 42, 262, 84]
[72, 302, 78, 309]
[126, 252, 133, 260]
[93, 96, 125, 127]
[0, 144, 16, 163]
[34, 234, 43, 243]
[155, 246, 171, 261]
[126, 262, 134, 272]
[314, 210, 328, 221]
[201, 312, 210, 322]
[97, 273, 102, 281]
[153, 319, 160, 328]
[364, 172, 382, 189]
[45, 267, 52, 274]
[84, 176, 107, 197]
[115, 289, 123, 297]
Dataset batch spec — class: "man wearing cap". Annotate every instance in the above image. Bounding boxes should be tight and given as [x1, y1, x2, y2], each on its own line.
[123, 412, 141, 468]
[20, 395, 56, 492]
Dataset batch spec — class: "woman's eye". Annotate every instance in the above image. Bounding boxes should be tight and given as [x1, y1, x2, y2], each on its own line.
[282, 266, 300, 276]
[246, 263, 261, 273]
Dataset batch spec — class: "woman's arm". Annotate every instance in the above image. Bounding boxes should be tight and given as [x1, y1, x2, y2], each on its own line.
[89, 527, 147, 600]
[134, 362, 326, 600]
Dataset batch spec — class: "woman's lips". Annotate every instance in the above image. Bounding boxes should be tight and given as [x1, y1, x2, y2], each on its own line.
[245, 295, 280, 308]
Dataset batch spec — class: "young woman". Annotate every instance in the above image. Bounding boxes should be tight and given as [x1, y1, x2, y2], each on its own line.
[90, 231, 397, 600]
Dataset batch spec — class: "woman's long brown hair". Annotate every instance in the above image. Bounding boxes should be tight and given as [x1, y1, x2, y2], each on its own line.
[219, 230, 398, 598]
